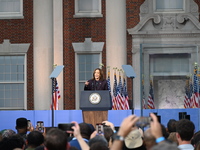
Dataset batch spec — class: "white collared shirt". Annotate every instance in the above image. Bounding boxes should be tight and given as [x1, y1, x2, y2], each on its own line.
[178, 144, 194, 150]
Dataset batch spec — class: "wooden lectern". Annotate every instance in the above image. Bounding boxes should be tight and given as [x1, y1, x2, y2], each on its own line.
[80, 90, 112, 127]
[82, 111, 108, 127]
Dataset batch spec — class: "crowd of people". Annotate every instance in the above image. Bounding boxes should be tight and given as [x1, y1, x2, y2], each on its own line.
[0, 113, 199, 150]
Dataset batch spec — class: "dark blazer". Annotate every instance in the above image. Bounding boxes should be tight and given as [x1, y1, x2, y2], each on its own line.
[84, 79, 108, 91]
[69, 138, 89, 150]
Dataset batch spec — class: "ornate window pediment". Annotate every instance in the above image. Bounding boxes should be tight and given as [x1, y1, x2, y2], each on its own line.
[154, 0, 184, 13]
[128, 0, 200, 33]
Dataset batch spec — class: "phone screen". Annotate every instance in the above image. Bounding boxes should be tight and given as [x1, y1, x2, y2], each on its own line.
[27, 120, 31, 128]
[96, 123, 104, 135]
[37, 121, 44, 132]
[135, 117, 151, 128]
[58, 123, 75, 131]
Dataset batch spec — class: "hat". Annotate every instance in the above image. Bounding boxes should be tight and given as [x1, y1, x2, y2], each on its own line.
[2, 129, 16, 138]
[124, 129, 143, 149]
[16, 117, 28, 128]
[87, 123, 95, 135]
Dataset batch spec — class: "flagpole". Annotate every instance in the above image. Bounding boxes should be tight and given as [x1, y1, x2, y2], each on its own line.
[122, 65, 136, 114]
[51, 77, 56, 127]
[113, 67, 118, 110]
[198, 67, 200, 108]
[132, 76, 134, 114]
[51, 64, 57, 127]
[49, 64, 64, 127]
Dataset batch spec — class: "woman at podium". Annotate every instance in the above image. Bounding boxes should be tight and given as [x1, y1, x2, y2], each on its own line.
[84, 68, 108, 91]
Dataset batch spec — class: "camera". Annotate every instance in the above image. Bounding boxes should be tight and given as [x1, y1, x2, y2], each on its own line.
[96, 123, 104, 135]
[135, 117, 151, 128]
[37, 121, 44, 132]
[58, 123, 75, 131]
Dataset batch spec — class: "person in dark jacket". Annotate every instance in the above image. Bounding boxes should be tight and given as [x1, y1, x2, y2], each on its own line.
[84, 68, 108, 91]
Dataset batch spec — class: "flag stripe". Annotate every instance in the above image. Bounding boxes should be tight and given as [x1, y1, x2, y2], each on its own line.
[147, 80, 155, 109]
[51, 78, 60, 110]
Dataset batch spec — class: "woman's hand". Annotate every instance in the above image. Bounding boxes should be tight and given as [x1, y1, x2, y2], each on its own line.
[150, 113, 162, 139]
[85, 81, 89, 85]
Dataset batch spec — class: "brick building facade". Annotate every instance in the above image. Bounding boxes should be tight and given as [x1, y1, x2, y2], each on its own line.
[0, 0, 200, 110]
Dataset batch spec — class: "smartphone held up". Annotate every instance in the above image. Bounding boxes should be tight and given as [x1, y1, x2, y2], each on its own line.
[58, 123, 75, 131]
[37, 121, 44, 133]
[135, 117, 151, 128]
[27, 120, 31, 128]
[96, 123, 104, 135]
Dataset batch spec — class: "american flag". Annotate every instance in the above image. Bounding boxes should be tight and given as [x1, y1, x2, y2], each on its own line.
[189, 79, 194, 108]
[112, 71, 118, 110]
[117, 72, 124, 110]
[199, 74, 200, 108]
[52, 78, 61, 110]
[192, 71, 199, 108]
[184, 80, 190, 108]
[147, 80, 155, 109]
[123, 76, 130, 110]
[143, 98, 146, 109]
[142, 79, 146, 109]
[107, 68, 111, 93]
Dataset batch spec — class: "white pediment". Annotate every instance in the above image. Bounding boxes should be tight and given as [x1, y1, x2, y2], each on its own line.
[72, 38, 104, 52]
[0, 39, 30, 53]
[128, 0, 200, 35]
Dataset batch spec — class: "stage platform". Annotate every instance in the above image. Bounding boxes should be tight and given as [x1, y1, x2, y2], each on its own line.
[0, 109, 199, 132]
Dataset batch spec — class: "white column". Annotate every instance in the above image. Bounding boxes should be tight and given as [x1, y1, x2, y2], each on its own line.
[132, 49, 141, 109]
[34, 0, 53, 110]
[53, 0, 63, 110]
[106, 0, 127, 87]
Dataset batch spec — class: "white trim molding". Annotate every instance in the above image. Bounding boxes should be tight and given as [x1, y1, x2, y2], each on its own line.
[73, 0, 103, 18]
[0, 39, 30, 53]
[0, 39, 30, 110]
[0, 0, 24, 19]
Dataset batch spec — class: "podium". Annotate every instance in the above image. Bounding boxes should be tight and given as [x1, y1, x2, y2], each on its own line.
[80, 90, 112, 126]
[80, 90, 112, 110]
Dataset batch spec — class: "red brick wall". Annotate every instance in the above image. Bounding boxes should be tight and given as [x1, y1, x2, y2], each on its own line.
[0, 0, 34, 110]
[62, 0, 144, 109]
[63, 0, 106, 109]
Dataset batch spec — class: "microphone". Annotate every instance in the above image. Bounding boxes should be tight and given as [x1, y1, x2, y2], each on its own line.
[92, 82, 94, 90]
[95, 82, 98, 90]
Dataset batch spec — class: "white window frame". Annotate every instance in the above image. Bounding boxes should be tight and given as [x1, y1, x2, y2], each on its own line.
[0, 39, 30, 110]
[77, 53, 101, 98]
[74, 0, 103, 18]
[72, 38, 104, 109]
[0, 0, 24, 19]
[153, 0, 185, 13]
[149, 53, 191, 76]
